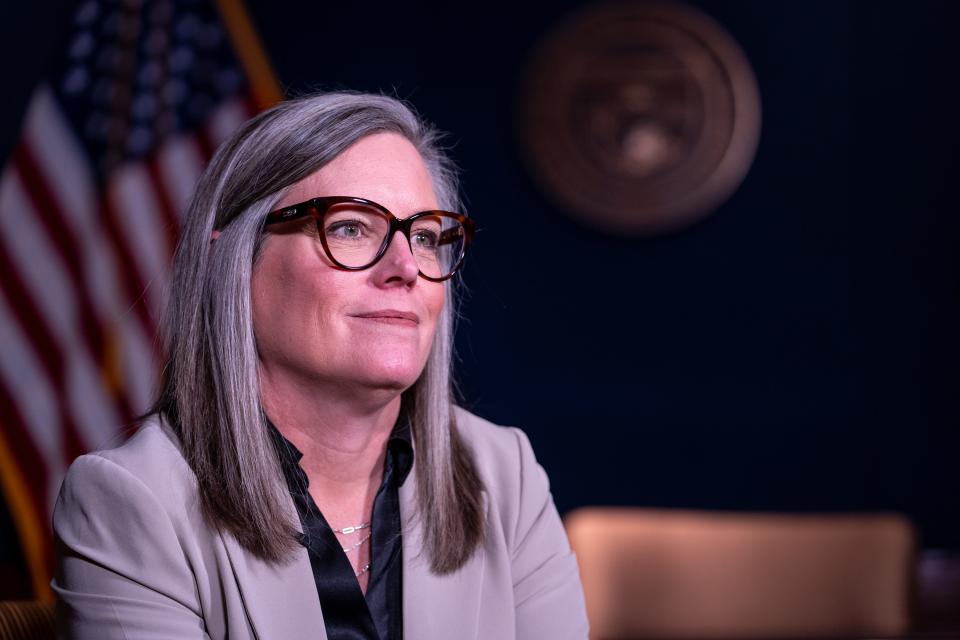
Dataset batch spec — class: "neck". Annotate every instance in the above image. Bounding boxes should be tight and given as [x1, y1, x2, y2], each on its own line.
[260, 370, 402, 494]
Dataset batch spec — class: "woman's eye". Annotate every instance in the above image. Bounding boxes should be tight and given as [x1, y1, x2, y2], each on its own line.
[412, 230, 439, 249]
[327, 221, 365, 239]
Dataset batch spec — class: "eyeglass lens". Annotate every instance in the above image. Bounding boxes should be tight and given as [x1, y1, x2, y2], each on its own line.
[322, 203, 466, 279]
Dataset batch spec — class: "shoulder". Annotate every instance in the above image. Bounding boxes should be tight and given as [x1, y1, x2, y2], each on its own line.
[52, 416, 222, 634]
[452, 408, 589, 640]
[452, 406, 551, 529]
[56, 415, 198, 525]
[453, 406, 540, 482]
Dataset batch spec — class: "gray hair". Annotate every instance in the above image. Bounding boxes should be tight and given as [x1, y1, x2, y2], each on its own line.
[152, 92, 484, 573]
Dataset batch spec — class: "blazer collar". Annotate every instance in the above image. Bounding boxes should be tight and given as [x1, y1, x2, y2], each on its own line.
[221, 504, 329, 639]
[157, 415, 327, 639]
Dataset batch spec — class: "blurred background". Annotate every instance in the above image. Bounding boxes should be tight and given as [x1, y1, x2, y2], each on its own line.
[0, 0, 958, 637]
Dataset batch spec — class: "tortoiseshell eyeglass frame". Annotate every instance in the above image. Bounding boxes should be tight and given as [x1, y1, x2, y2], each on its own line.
[263, 196, 476, 282]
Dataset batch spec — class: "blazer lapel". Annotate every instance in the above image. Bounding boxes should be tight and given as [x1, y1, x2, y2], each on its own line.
[222, 516, 327, 639]
[157, 417, 327, 638]
[400, 471, 487, 640]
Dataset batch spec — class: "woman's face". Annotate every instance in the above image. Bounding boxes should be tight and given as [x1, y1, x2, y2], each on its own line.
[251, 132, 445, 397]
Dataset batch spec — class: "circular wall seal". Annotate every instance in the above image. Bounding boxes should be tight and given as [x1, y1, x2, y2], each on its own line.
[518, 1, 762, 235]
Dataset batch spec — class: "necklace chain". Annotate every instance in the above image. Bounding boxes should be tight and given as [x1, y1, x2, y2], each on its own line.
[331, 520, 373, 578]
[332, 521, 371, 535]
[341, 532, 372, 554]
[332, 520, 373, 577]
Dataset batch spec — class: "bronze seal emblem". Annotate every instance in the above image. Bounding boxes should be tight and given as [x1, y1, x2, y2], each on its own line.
[518, 1, 762, 235]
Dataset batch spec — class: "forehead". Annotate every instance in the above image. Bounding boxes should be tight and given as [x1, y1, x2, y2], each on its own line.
[278, 132, 439, 214]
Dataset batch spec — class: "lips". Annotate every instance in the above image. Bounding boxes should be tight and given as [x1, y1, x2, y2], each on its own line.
[351, 309, 420, 325]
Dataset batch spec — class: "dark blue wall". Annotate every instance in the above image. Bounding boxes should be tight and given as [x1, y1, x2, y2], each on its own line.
[244, 0, 960, 547]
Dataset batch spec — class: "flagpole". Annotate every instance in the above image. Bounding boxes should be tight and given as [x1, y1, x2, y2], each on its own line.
[0, 430, 51, 601]
[214, 0, 285, 109]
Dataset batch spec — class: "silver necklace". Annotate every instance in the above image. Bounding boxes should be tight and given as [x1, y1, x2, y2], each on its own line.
[331, 520, 373, 576]
[341, 532, 372, 554]
[332, 521, 371, 535]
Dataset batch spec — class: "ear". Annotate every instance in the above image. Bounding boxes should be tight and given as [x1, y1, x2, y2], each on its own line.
[210, 230, 221, 244]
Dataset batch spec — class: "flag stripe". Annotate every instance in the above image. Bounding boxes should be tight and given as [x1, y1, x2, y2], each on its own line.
[11, 149, 137, 430]
[21, 91, 117, 318]
[108, 166, 172, 317]
[0, 172, 123, 453]
[22, 97, 162, 347]
[12, 145, 107, 356]
[0, 349, 60, 491]
[0, 292, 60, 497]
[146, 156, 184, 252]
[21, 92, 156, 418]
[20, 93, 156, 413]
[114, 314, 157, 416]
[97, 195, 160, 342]
[0, 243, 70, 396]
[156, 136, 206, 223]
[208, 98, 252, 148]
[195, 128, 218, 167]
[0, 238, 88, 464]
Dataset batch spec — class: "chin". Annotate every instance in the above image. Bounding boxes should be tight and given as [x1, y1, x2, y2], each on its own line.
[354, 358, 427, 393]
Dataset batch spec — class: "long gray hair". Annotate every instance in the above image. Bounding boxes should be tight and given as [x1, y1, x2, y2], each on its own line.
[152, 92, 484, 573]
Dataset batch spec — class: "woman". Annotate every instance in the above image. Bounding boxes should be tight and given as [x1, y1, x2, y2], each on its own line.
[52, 92, 588, 639]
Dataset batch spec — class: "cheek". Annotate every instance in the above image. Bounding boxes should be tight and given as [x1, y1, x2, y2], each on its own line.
[422, 284, 446, 336]
[252, 241, 330, 344]
[252, 259, 292, 355]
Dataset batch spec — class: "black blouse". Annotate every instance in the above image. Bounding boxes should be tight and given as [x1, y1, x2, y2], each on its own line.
[268, 419, 414, 640]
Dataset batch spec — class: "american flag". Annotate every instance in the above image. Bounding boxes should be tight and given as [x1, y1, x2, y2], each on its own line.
[0, 0, 279, 598]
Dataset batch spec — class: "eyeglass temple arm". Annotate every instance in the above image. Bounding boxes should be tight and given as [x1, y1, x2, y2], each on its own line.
[266, 203, 310, 224]
[438, 226, 465, 246]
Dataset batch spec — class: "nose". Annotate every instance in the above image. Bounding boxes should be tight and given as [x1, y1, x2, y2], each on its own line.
[373, 229, 420, 285]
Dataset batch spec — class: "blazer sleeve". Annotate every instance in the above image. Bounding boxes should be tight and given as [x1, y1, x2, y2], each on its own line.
[508, 428, 590, 640]
[52, 453, 211, 639]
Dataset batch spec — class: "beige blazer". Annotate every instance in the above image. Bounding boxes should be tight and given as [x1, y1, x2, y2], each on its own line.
[52, 407, 589, 639]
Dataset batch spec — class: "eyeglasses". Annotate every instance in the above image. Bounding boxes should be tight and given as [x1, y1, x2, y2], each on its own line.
[264, 196, 475, 282]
